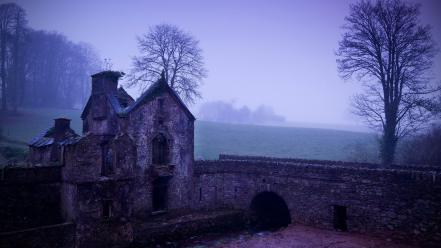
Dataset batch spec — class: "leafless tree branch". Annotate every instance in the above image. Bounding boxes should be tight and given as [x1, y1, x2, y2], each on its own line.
[127, 24, 207, 104]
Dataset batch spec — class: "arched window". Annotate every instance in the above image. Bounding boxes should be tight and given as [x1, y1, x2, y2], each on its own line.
[152, 134, 168, 165]
[101, 143, 113, 175]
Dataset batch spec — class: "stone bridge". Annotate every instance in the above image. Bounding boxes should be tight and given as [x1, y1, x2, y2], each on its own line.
[193, 155, 441, 246]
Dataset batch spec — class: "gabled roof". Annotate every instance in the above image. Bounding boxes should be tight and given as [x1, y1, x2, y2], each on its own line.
[29, 127, 80, 148]
[117, 87, 134, 108]
[81, 74, 195, 121]
[122, 74, 196, 121]
[80, 86, 132, 119]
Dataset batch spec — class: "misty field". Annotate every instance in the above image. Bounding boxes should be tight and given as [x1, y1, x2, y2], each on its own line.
[0, 108, 379, 162]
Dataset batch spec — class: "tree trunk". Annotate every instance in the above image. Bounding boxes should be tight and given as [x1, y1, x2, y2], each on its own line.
[381, 111, 398, 165]
[11, 28, 18, 113]
[0, 32, 7, 111]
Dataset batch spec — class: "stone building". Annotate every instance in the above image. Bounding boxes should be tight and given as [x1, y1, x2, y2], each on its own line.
[28, 118, 79, 165]
[1, 70, 440, 248]
[28, 70, 195, 246]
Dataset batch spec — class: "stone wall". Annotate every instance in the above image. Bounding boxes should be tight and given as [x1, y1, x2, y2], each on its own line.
[0, 223, 75, 248]
[219, 154, 441, 171]
[193, 157, 441, 246]
[0, 166, 63, 232]
[127, 90, 194, 213]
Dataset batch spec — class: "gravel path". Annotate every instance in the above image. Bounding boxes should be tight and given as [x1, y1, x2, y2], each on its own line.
[184, 225, 415, 248]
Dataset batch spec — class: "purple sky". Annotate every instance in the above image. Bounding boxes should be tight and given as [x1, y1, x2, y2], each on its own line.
[11, 0, 441, 128]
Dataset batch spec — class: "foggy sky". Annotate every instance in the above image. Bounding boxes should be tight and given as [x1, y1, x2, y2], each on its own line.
[11, 0, 441, 128]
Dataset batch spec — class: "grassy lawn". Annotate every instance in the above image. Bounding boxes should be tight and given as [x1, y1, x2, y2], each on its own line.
[0, 107, 379, 163]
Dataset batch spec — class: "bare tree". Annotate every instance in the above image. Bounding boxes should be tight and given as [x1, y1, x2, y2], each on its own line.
[398, 124, 441, 166]
[337, 0, 438, 165]
[0, 3, 27, 112]
[128, 24, 206, 104]
[10, 4, 27, 113]
[0, 3, 17, 111]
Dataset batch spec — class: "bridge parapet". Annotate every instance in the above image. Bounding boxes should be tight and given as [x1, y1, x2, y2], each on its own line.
[193, 155, 441, 246]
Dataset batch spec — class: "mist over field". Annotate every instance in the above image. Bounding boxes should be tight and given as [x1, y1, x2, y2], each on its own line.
[0, 0, 440, 165]
[1, 1, 441, 247]
[198, 101, 286, 126]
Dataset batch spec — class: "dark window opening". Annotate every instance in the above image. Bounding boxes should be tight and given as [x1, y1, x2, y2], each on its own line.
[83, 120, 89, 133]
[199, 187, 202, 201]
[50, 145, 60, 162]
[101, 143, 113, 176]
[158, 98, 165, 110]
[152, 134, 168, 165]
[333, 205, 348, 231]
[250, 191, 291, 230]
[120, 101, 128, 108]
[213, 186, 217, 201]
[103, 200, 113, 218]
[152, 177, 169, 211]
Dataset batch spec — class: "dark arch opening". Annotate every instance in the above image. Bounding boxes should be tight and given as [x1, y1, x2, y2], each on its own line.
[250, 191, 291, 230]
[152, 177, 170, 211]
[152, 133, 168, 165]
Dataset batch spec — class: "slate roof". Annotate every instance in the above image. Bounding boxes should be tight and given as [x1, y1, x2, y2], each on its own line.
[80, 87, 131, 119]
[81, 73, 195, 121]
[29, 127, 80, 148]
[117, 87, 134, 108]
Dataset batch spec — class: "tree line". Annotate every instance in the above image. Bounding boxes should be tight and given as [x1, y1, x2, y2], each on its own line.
[0, 3, 101, 112]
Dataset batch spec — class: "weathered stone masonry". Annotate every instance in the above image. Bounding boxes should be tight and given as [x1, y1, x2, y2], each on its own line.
[1, 70, 441, 247]
[194, 155, 441, 246]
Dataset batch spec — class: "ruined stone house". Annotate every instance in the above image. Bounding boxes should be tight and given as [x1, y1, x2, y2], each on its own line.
[1, 70, 440, 247]
[27, 70, 195, 246]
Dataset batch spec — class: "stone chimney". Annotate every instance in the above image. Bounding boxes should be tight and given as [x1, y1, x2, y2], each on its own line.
[54, 118, 71, 142]
[91, 71, 124, 95]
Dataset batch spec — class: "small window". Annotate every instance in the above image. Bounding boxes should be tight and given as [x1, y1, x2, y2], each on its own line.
[101, 143, 113, 175]
[158, 98, 165, 110]
[333, 205, 348, 231]
[199, 187, 202, 201]
[83, 120, 89, 133]
[103, 200, 113, 218]
[158, 118, 164, 126]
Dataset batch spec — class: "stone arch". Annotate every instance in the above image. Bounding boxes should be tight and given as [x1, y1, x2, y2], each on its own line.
[250, 191, 291, 230]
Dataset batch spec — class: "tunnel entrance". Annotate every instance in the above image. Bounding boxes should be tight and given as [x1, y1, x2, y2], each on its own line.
[250, 191, 291, 230]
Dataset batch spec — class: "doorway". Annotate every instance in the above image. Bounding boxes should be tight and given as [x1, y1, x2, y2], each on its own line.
[152, 177, 169, 211]
[333, 205, 348, 231]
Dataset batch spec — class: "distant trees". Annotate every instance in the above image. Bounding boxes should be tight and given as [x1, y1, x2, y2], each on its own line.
[128, 24, 206, 104]
[0, 3, 101, 112]
[23, 31, 101, 108]
[198, 101, 286, 125]
[398, 125, 441, 166]
[336, 0, 438, 165]
[0, 3, 26, 112]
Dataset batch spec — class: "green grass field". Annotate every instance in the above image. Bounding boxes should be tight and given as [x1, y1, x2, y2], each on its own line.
[0, 108, 379, 162]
